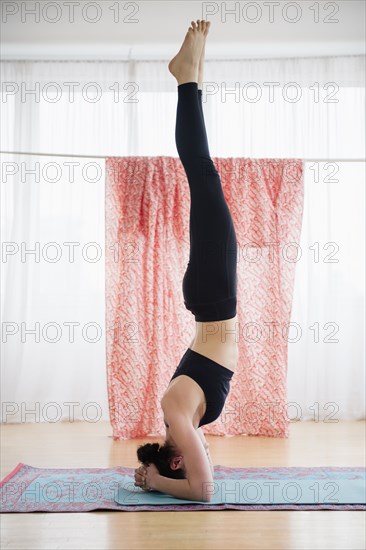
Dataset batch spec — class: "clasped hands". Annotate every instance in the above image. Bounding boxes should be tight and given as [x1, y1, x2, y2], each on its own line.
[134, 463, 159, 492]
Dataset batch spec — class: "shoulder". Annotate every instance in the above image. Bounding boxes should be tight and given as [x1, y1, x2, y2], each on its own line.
[161, 380, 202, 418]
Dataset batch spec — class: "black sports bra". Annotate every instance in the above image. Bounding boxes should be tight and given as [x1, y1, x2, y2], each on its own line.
[169, 347, 234, 427]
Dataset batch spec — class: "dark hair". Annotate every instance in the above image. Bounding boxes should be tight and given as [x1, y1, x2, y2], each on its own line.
[136, 441, 186, 479]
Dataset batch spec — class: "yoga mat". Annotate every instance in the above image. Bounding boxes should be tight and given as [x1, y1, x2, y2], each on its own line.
[1, 463, 365, 512]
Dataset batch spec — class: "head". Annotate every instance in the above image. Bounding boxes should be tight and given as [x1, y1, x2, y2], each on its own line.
[136, 440, 187, 479]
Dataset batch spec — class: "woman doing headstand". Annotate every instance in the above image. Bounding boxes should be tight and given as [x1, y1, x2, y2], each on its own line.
[134, 20, 238, 502]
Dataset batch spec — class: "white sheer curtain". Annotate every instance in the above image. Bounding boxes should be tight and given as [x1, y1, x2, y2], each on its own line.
[1, 56, 365, 423]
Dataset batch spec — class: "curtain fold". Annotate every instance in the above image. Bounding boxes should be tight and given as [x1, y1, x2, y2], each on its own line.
[105, 156, 304, 439]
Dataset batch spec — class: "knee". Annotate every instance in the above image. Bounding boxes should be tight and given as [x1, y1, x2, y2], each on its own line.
[200, 157, 219, 178]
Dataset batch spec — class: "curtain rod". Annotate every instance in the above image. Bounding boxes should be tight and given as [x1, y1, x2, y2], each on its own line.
[0, 151, 365, 162]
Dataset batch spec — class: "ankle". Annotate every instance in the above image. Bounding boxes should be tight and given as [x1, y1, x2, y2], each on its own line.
[177, 71, 199, 86]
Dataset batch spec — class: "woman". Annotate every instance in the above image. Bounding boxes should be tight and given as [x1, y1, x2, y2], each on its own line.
[134, 19, 238, 502]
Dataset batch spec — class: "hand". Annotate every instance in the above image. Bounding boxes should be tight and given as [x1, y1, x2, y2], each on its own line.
[134, 463, 159, 491]
[134, 465, 148, 489]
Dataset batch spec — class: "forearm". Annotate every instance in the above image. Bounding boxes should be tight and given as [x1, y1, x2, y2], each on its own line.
[205, 446, 215, 476]
[152, 475, 211, 502]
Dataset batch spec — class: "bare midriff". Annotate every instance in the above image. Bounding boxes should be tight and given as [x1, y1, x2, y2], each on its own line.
[188, 314, 239, 373]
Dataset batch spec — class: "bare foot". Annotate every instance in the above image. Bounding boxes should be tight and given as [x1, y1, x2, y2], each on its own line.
[198, 20, 211, 90]
[168, 20, 209, 86]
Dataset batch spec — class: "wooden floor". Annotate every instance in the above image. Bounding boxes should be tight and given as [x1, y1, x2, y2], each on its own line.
[1, 420, 365, 550]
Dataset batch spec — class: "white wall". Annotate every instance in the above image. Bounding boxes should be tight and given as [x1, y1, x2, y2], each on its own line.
[1, 0, 365, 59]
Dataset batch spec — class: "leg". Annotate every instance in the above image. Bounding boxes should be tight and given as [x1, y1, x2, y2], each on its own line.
[197, 88, 208, 151]
[176, 82, 236, 304]
[197, 36, 210, 177]
[176, 81, 237, 317]
[169, 22, 237, 322]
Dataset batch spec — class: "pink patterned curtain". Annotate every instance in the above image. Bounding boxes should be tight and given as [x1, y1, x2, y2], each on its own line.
[105, 157, 304, 440]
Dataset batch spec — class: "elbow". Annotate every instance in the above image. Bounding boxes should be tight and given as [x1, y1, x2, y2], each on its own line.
[190, 482, 214, 503]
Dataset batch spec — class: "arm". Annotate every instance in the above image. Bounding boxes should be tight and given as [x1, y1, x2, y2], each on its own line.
[136, 464, 203, 501]
[152, 475, 208, 502]
[154, 414, 214, 502]
[152, 446, 214, 498]
[196, 427, 214, 476]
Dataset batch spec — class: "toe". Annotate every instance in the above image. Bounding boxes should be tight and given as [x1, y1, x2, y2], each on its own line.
[191, 20, 197, 30]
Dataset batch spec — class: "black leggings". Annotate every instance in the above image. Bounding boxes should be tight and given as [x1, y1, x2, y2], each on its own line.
[175, 82, 237, 322]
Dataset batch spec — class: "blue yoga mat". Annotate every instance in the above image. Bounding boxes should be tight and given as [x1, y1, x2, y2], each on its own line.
[1, 464, 365, 512]
[116, 475, 366, 506]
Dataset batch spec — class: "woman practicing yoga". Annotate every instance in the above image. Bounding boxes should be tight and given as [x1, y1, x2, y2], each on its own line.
[134, 19, 238, 502]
